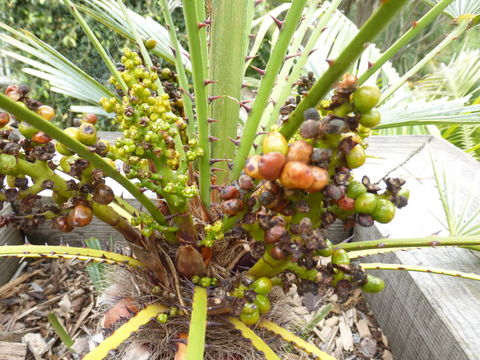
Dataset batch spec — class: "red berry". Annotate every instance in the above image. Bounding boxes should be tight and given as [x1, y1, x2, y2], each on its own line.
[93, 184, 115, 205]
[0, 112, 10, 128]
[258, 152, 286, 181]
[31, 131, 52, 144]
[221, 198, 244, 216]
[83, 113, 98, 125]
[220, 186, 240, 200]
[338, 197, 355, 211]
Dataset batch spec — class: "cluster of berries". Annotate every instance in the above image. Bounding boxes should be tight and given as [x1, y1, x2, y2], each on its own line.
[217, 74, 408, 325]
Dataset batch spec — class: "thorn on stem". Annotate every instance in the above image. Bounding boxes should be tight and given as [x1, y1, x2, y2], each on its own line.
[208, 118, 218, 123]
[228, 137, 240, 146]
[326, 59, 336, 67]
[209, 136, 219, 142]
[208, 95, 223, 103]
[204, 80, 217, 86]
[269, 15, 284, 30]
[251, 65, 265, 76]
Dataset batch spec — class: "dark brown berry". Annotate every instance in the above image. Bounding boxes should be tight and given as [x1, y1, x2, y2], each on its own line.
[300, 120, 319, 139]
[238, 175, 255, 191]
[270, 245, 286, 260]
[54, 216, 73, 233]
[221, 198, 244, 216]
[357, 213, 374, 227]
[220, 186, 240, 200]
[324, 185, 344, 201]
[259, 191, 276, 206]
[265, 224, 286, 244]
[93, 184, 115, 205]
[67, 205, 93, 227]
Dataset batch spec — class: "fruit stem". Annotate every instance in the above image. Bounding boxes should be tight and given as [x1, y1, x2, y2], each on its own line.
[265, 0, 342, 134]
[159, 0, 196, 138]
[279, 0, 409, 140]
[230, 0, 308, 180]
[182, 0, 212, 207]
[337, 235, 480, 252]
[358, 0, 456, 86]
[247, 247, 288, 278]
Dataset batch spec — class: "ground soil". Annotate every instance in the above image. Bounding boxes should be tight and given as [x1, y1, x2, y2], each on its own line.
[0, 258, 395, 360]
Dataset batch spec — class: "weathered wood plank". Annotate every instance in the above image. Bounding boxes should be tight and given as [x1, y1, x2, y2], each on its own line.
[0, 204, 24, 286]
[355, 135, 480, 360]
[0, 341, 27, 360]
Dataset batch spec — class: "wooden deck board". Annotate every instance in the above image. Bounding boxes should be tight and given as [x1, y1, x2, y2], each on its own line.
[355, 135, 480, 360]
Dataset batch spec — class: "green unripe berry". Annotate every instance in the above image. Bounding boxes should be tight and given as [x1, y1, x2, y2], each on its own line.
[332, 102, 353, 117]
[191, 275, 200, 284]
[347, 181, 367, 199]
[242, 302, 258, 315]
[398, 188, 410, 200]
[251, 277, 273, 295]
[262, 132, 288, 155]
[78, 123, 97, 146]
[361, 274, 385, 293]
[316, 239, 334, 257]
[359, 108, 381, 128]
[353, 86, 381, 113]
[346, 144, 366, 169]
[0, 154, 18, 175]
[18, 121, 38, 139]
[354, 193, 378, 214]
[372, 198, 396, 224]
[240, 310, 260, 326]
[145, 38, 157, 50]
[200, 277, 211, 288]
[156, 313, 168, 323]
[254, 294, 271, 314]
[331, 249, 350, 265]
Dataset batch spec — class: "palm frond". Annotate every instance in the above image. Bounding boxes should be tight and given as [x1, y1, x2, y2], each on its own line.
[0, 23, 114, 104]
[378, 95, 480, 129]
[430, 152, 480, 236]
[76, 0, 190, 70]
[185, 287, 207, 360]
[0, 245, 144, 267]
[84, 303, 168, 360]
[422, 0, 480, 18]
[227, 317, 281, 360]
[361, 263, 480, 281]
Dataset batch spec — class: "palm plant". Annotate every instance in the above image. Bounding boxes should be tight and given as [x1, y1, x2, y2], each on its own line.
[0, 0, 480, 359]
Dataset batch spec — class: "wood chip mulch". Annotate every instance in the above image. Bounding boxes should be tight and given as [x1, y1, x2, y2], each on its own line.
[0, 260, 395, 360]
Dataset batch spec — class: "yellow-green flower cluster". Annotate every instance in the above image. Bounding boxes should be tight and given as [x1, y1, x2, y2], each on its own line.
[201, 220, 224, 247]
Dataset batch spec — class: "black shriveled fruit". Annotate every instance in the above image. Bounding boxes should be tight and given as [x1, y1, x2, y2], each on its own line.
[303, 108, 320, 121]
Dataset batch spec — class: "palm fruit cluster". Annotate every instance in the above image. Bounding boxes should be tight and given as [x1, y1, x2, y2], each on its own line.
[217, 74, 408, 325]
[0, 85, 117, 233]
[101, 48, 199, 218]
